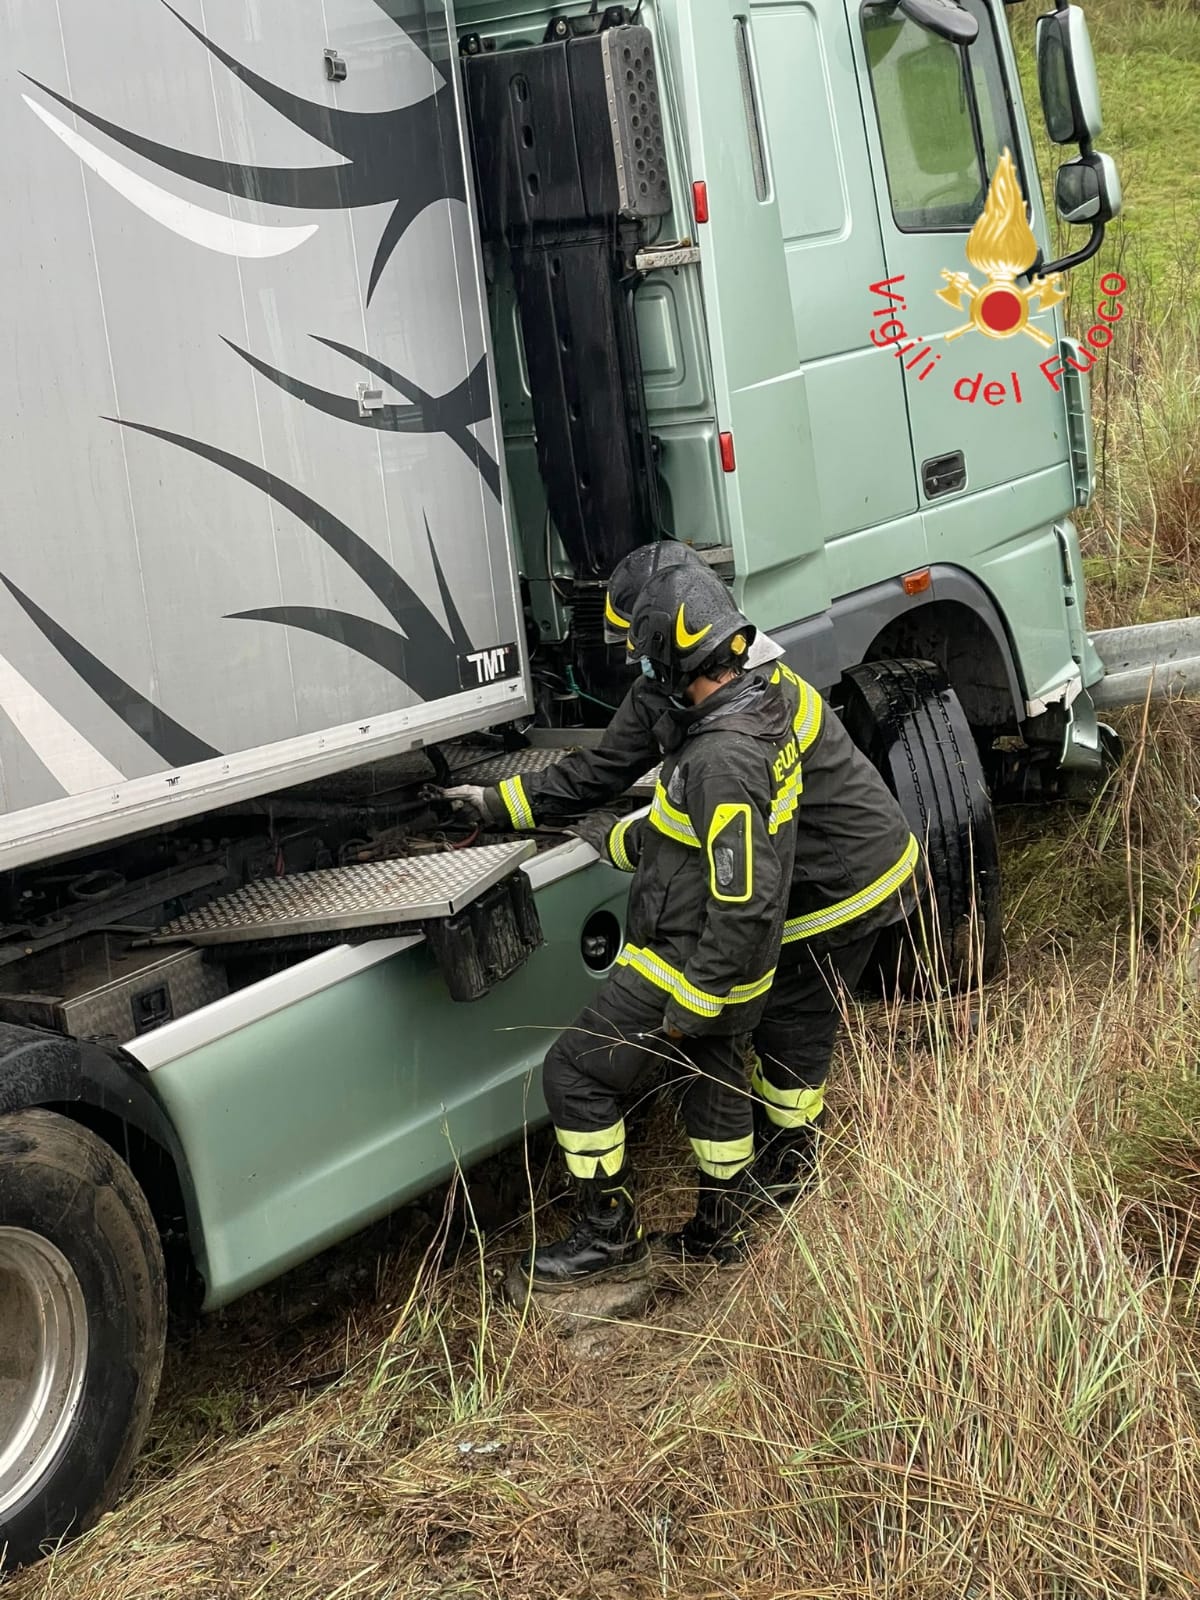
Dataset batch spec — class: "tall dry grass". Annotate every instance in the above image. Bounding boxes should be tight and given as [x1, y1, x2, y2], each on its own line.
[1069, 245, 1200, 625]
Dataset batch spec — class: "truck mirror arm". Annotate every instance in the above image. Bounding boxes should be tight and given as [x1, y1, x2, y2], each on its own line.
[1034, 217, 1105, 280]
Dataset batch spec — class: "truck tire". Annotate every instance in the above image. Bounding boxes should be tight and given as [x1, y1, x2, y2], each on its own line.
[0, 1110, 166, 1571]
[838, 658, 1003, 991]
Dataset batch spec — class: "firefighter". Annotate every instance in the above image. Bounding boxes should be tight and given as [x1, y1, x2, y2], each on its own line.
[517, 563, 799, 1284]
[441, 542, 920, 1216]
[442, 542, 779, 833]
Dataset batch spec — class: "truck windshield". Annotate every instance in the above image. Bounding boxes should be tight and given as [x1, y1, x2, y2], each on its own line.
[863, 0, 1022, 231]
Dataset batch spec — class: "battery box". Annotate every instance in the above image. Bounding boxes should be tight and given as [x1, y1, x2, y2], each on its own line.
[0, 934, 228, 1045]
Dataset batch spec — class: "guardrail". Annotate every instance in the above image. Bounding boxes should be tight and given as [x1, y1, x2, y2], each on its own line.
[1090, 617, 1200, 709]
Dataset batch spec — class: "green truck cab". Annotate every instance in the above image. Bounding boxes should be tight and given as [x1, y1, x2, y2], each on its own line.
[1, 0, 1123, 1568]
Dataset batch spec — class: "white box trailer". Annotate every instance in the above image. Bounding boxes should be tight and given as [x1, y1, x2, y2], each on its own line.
[0, 0, 527, 871]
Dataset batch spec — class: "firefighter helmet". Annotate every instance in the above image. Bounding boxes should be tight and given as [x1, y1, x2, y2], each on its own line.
[603, 542, 705, 645]
[627, 562, 755, 697]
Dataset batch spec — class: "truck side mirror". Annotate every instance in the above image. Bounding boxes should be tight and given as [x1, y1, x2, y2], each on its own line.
[1054, 151, 1122, 225]
[1036, 3, 1102, 146]
[893, 0, 979, 44]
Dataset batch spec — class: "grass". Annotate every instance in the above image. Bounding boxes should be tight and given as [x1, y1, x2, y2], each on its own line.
[6, 3, 1200, 1596]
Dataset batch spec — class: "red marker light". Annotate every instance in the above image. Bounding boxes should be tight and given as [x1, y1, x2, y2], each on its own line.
[902, 567, 932, 596]
[719, 431, 736, 473]
[692, 180, 709, 225]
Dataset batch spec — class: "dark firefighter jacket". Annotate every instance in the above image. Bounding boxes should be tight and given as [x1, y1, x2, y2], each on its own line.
[597, 672, 796, 1036]
[484, 664, 920, 953]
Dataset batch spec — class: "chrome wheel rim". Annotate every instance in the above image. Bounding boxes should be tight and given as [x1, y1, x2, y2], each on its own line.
[0, 1228, 89, 1520]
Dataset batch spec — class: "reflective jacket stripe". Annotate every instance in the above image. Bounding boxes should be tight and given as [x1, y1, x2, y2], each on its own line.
[617, 944, 775, 1018]
[763, 668, 821, 835]
[648, 782, 700, 847]
[783, 834, 920, 943]
[772, 665, 824, 752]
[607, 815, 637, 873]
[791, 671, 823, 751]
[769, 764, 803, 834]
[499, 776, 535, 831]
[653, 769, 803, 845]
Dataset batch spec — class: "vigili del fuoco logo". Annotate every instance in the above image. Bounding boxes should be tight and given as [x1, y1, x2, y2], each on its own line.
[937, 149, 1065, 347]
[866, 149, 1126, 407]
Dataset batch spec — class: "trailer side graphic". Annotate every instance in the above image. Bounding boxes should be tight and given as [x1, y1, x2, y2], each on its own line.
[22, 0, 461, 299]
[1, 0, 523, 852]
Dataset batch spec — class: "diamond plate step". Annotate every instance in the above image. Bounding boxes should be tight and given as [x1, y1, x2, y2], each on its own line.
[458, 746, 659, 799]
[151, 841, 537, 946]
[453, 747, 571, 783]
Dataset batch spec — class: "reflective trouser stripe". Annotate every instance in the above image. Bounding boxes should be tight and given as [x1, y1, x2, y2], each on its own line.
[783, 834, 920, 943]
[617, 945, 775, 1019]
[607, 816, 637, 873]
[750, 1054, 825, 1130]
[691, 1133, 755, 1179]
[499, 776, 535, 831]
[556, 1120, 626, 1179]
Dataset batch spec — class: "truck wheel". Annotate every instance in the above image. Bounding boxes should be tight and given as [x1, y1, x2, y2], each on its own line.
[839, 658, 1003, 991]
[0, 1110, 166, 1571]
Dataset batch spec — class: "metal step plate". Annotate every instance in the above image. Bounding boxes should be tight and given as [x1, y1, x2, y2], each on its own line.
[453, 747, 570, 783]
[151, 841, 537, 946]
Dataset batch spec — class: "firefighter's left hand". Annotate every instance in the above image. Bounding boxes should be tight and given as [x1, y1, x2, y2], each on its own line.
[661, 1019, 686, 1041]
[565, 810, 620, 855]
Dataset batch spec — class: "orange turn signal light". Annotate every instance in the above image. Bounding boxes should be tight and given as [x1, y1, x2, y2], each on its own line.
[902, 567, 932, 596]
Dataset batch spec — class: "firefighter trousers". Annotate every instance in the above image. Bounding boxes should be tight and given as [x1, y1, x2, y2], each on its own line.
[543, 975, 754, 1185]
[749, 930, 881, 1131]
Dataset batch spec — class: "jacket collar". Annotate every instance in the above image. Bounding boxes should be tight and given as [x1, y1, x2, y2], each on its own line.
[652, 673, 785, 752]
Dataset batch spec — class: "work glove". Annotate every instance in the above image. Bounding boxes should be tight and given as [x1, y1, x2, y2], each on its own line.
[437, 783, 492, 822]
[564, 809, 622, 856]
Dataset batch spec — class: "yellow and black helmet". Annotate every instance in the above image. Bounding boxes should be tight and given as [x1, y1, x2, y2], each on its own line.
[603, 541, 705, 646]
[628, 562, 755, 697]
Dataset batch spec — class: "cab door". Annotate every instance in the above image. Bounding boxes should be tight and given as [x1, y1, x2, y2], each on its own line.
[746, 0, 918, 542]
[661, 0, 833, 631]
[849, 0, 1074, 504]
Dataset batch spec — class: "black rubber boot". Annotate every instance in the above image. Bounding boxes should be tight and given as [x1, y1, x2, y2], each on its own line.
[524, 1166, 650, 1292]
[654, 1172, 751, 1267]
[747, 1112, 825, 1209]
